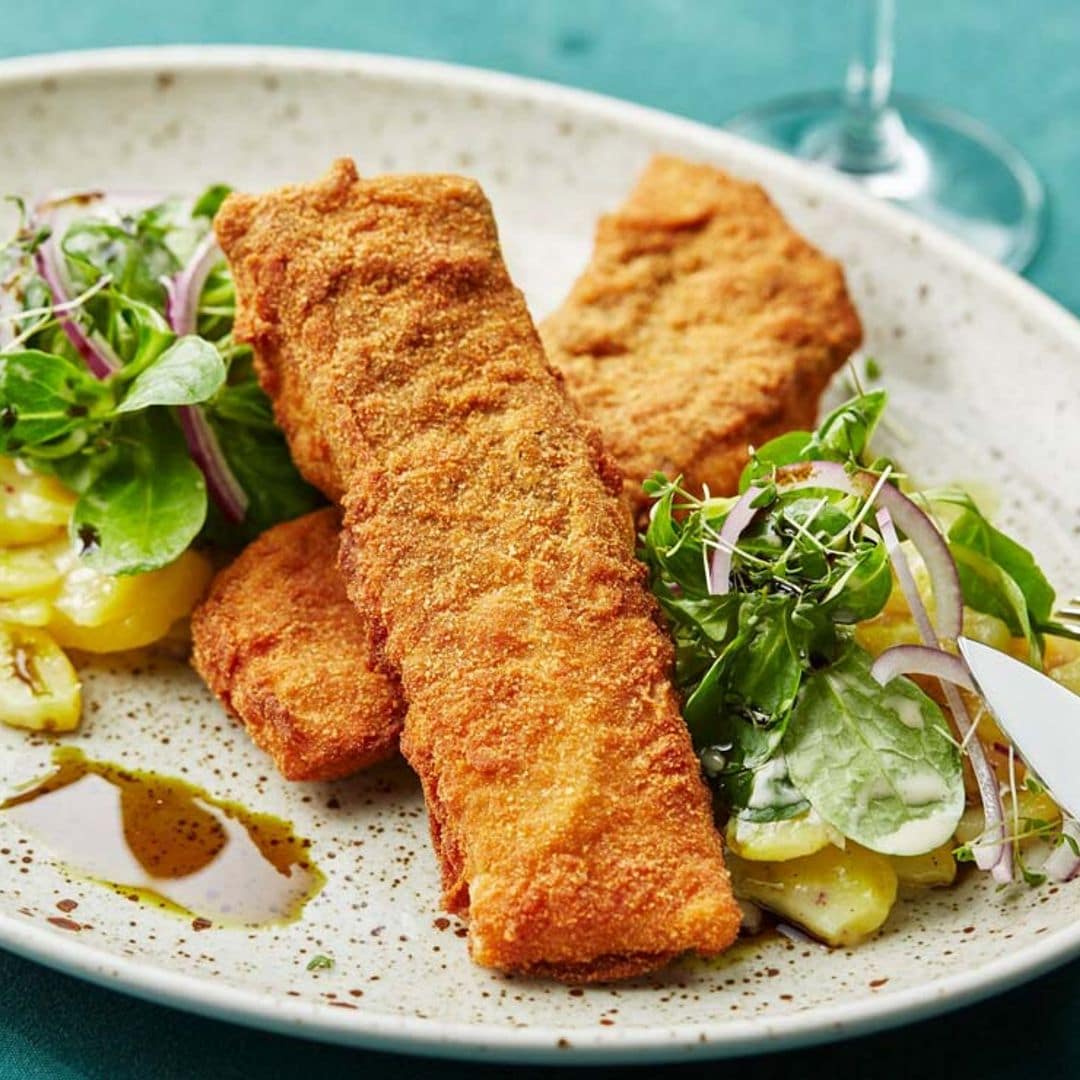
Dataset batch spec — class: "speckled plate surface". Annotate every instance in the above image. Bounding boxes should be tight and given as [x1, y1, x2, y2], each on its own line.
[0, 46, 1078, 1065]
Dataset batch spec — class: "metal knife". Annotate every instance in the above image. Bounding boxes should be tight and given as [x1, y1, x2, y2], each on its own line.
[958, 636, 1080, 821]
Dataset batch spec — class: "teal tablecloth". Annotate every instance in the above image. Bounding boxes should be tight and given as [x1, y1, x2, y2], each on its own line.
[2, 3, 1078, 1076]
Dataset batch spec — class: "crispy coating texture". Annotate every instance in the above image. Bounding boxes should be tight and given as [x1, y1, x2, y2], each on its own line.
[194, 155, 859, 786]
[541, 154, 863, 513]
[190, 507, 402, 781]
[215, 159, 740, 980]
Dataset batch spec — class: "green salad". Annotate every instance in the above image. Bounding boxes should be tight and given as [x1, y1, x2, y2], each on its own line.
[0, 188, 323, 576]
[641, 390, 1077, 895]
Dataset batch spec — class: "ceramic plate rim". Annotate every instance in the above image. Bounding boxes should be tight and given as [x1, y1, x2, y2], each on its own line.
[1, 44, 1078, 1065]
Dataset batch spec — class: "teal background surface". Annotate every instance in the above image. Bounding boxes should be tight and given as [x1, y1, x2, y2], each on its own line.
[1, 2, 1078, 1076]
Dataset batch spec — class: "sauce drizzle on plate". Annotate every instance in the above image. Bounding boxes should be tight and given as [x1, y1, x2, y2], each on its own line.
[2, 748, 324, 926]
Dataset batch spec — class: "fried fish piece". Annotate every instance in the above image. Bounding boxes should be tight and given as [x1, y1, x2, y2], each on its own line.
[215, 159, 741, 980]
[190, 507, 402, 781]
[194, 155, 860, 786]
[540, 154, 863, 513]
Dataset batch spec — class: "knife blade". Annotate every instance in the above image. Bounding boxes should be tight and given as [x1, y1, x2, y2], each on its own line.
[958, 636, 1080, 822]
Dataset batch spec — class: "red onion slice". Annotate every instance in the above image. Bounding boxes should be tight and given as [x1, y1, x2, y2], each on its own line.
[774, 461, 963, 642]
[32, 239, 121, 379]
[708, 485, 764, 595]
[176, 405, 248, 524]
[871, 644, 976, 691]
[1043, 818, 1080, 883]
[163, 233, 220, 338]
[25, 191, 249, 526]
[763, 462, 1008, 878]
[876, 508, 939, 645]
[163, 236, 247, 524]
[29, 191, 171, 379]
[872, 510, 1011, 879]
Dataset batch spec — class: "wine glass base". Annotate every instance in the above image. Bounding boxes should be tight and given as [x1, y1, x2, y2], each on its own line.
[726, 91, 1045, 272]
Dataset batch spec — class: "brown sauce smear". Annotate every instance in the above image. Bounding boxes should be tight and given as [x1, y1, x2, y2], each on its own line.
[2, 748, 324, 926]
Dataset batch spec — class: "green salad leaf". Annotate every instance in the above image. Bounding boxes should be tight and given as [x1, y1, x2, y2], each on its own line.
[0, 187, 324, 574]
[642, 389, 1068, 866]
[0, 349, 113, 451]
[915, 486, 1067, 655]
[114, 336, 226, 413]
[783, 645, 965, 856]
[738, 390, 887, 491]
[71, 409, 207, 574]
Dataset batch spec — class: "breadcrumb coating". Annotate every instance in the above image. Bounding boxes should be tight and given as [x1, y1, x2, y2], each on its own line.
[191, 507, 402, 781]
[541, 154, 862, 514]
[214, 159, 741, 980]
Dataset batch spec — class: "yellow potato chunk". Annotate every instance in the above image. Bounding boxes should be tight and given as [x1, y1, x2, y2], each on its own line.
[954, 805, 985, 847]
[1050, 659, 1080, 696]
[726, 812, 831, 862]
[1046, 636, 1080, 672]
[49, 549, 213, 653]
[0, 624, 81, 731]
[728, 844, 898, 946]
[0, 596, 54, 627]
[889, 844, 957, 887]
[854, 608, 921, 658]
[0, 540, 68, 599]
[0, 457, 76, 546]
[962, 609, 1013, 652]
[954, 783, 1061, 851]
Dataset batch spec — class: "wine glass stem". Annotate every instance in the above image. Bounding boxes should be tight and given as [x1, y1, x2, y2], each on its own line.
[838, 0, 906, 173]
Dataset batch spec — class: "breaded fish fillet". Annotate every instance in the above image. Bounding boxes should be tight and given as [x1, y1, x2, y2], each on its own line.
[194, 155, 860, 784]
[191, 507, 402, 781]
[215, 159, 741, 979]
[541, 154, 862, 513]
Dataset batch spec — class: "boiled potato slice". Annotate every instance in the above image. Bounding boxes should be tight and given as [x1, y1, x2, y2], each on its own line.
[854, 608, 921, 658]
[1050, 659, 1080, 696]
[0, 457, 76, 546]
[0, 596, 54, 627]
[726, 812, 831, 862]
[49, 549, 213, 653]
[962, 609, 1013, 652]
[0, 624, 81, 731]
[953, 783, 1061, 851]
[889, 844, 957, 887]
[0, 540, 67, 599]
[954, 805, 985, 847]
[728, 844, 898, 946]
[1046, 636, 1080, 672]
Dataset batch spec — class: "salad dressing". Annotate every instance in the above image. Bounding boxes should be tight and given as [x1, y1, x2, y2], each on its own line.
[886, 695, 925, 731]
[1, 748, 323, 926]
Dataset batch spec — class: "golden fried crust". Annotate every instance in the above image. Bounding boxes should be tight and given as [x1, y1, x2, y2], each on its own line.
[216, 160, 741, 980]
[541, 154, 863, 512]
[190, 507, 403, 781]
[198, 156, 858, 789]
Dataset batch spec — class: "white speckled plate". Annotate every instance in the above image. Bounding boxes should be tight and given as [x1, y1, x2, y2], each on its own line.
[0, 46, 1078, 1065]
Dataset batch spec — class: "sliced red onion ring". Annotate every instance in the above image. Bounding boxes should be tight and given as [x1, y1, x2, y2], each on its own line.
[33, 191, 248, 524]
[764, 461, 1009, 880]
[162, 234, 247, 524]
[1043, 818, 1080, 883]
[872, 508, 1011, 880]
[871, 644, 976, 691]
[163, 233, 220, 337]
[774, 461, 963, 642]
[176, 405, 248, 524]
[708, 485, 763, 595]
[30, 190, 171, 378]
[33, 238, 121, 378]
[876, 508, 938, 646]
